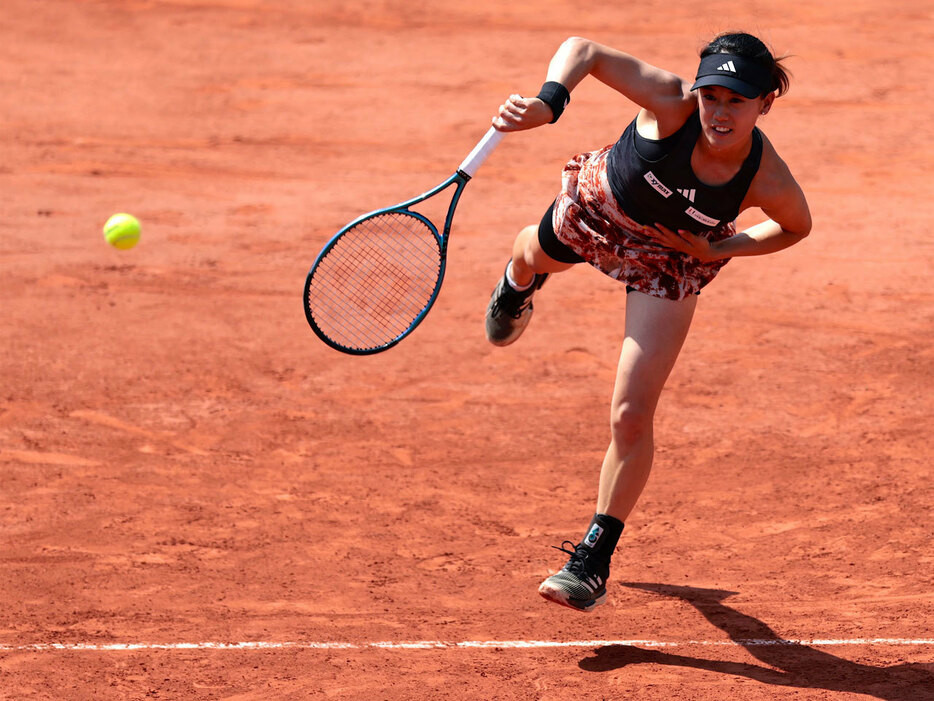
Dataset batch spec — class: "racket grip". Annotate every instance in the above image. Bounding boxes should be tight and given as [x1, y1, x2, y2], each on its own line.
[458, 127, 505, 178]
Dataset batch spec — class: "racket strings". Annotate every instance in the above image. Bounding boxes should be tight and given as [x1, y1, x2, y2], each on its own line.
[307, 212, 442, 351]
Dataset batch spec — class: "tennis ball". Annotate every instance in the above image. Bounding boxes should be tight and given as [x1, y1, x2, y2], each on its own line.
[103, 213, 141, 250]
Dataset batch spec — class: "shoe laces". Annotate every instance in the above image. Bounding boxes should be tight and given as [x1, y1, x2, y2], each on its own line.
[552, 540, 602, 579]
[490, 282, 534, 319]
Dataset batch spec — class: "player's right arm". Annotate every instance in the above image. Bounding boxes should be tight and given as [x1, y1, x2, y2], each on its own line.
[494, 37, 695, 133]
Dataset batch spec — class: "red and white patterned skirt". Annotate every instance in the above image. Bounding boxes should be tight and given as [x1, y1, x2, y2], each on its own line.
[552, 146, 734, 301]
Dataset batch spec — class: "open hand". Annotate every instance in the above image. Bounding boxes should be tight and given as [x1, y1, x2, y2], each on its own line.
[645, 223, 716, 261]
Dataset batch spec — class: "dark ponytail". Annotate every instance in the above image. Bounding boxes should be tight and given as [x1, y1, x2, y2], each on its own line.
[701, 32, 791, 97]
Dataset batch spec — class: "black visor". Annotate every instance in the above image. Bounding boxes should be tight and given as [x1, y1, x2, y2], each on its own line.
[691, 53, 773, 99]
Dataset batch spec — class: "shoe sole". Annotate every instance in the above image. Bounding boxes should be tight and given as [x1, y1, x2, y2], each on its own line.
[538, 581, 607, 612]
[485, 324, 529, 346]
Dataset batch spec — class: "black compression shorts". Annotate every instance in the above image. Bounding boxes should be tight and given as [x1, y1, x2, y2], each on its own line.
[537, 200, 585, 264]
[537, 200, 659, 296]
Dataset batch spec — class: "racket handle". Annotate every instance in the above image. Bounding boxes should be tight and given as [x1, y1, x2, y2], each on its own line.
[458, 127, 505, 178]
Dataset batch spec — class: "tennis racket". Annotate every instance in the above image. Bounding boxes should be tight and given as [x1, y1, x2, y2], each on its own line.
[304, 127, 505, 355]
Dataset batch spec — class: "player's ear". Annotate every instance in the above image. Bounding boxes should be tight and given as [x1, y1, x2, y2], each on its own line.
[759, 93, 775, 116]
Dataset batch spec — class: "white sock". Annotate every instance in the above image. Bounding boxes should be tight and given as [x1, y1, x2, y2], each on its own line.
[505, 261, 534, 292]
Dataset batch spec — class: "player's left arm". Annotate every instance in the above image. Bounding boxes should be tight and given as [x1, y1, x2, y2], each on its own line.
[648, 148, 812, 262]
[707, 152, 812, 260]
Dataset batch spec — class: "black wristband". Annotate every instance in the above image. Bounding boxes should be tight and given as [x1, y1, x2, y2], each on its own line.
[536, 81, 571, 124]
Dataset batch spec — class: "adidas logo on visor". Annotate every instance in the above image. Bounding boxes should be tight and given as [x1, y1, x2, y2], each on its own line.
[717, 60, 737, 73]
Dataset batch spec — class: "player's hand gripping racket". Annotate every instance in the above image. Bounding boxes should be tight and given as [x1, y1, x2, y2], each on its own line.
[304, 127, 504, 354]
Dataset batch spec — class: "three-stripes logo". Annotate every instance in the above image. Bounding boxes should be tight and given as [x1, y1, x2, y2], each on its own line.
[581, 573, 604, 594]
[677, 188, 696, 203]
[717, 60, 738, 73]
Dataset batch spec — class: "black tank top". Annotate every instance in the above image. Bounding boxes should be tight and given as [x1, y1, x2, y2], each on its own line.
[605, 110, 763, 233]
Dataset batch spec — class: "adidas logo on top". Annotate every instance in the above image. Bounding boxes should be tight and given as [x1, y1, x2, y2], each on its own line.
[717, 60, 737, 73]
[677, 188, 696, 203]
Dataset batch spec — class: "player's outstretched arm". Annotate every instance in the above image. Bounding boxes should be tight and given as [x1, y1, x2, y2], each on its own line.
[493, 37, 694, 132]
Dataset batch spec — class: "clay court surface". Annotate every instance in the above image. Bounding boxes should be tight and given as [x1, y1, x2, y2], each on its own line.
[1, 0, 932, 698]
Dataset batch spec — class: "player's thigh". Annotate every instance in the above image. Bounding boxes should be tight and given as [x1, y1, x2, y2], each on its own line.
[611, 290, 697, 412]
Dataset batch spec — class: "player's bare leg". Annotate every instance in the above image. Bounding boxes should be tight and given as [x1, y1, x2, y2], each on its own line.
[597, 290, 697, 519]
[539, 290, 696, 611]
[509, 224, 574, 284]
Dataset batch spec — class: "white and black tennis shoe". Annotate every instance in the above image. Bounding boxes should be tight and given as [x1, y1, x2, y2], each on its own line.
[484, 269, 548, 346]
[538, 540, 610, 612]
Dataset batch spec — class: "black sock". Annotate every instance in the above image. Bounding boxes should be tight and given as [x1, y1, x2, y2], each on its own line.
[580, 513, 624, 564]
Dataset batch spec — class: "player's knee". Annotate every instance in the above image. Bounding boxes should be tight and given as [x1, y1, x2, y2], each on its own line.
[610, 401, 653, 448]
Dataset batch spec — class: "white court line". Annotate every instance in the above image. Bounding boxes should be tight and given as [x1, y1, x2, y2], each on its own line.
[0, 638, 932, 652]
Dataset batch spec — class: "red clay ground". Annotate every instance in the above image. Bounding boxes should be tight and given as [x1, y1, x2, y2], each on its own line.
[1, 0, 932, 699]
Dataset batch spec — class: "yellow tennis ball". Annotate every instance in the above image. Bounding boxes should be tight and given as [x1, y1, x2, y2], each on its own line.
[103, 213, 141, 250]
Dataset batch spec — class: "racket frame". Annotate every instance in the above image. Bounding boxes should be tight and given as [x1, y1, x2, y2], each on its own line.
[304, 127, 504, 355]
[303, 170, 470, 355]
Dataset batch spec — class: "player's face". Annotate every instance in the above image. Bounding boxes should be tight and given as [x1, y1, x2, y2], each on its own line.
[697, 86, 772, 151]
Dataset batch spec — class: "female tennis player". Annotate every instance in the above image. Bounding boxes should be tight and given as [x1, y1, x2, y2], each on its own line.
[486, 32, 812, 612]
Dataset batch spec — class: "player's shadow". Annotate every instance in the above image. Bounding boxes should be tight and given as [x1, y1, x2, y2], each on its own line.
[578, 582, 934, 701]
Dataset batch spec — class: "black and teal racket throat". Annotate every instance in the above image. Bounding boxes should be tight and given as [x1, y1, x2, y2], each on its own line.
[304, 127, 505, 355]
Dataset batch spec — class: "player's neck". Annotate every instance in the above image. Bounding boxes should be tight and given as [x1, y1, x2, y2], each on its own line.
[692, 134, 752, 186]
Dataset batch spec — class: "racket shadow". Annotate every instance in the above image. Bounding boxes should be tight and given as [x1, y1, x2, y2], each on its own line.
[577, 582, 934, 701]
